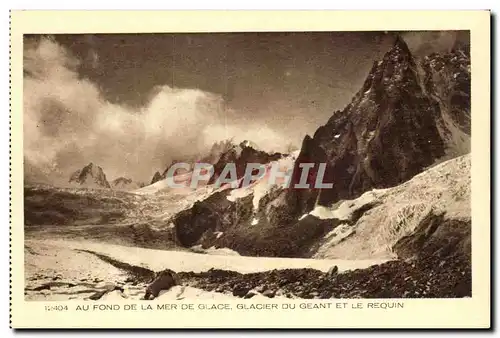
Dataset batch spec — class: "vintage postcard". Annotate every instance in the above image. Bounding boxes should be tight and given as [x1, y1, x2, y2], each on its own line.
[10, 10, 490, 329]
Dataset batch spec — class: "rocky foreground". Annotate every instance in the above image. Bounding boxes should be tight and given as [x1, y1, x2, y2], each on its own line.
[25, 230, 470, 301]
[182, 253, 470, 299]
[25, 255, 470, 301]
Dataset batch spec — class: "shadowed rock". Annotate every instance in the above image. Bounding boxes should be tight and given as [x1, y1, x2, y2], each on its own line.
[144, 269, 180, 300]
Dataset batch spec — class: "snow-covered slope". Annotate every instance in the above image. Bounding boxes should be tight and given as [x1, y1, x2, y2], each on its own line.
[312, 154, 470, 260]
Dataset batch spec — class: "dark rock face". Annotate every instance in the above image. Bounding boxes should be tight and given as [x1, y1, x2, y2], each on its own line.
[68, 162, 111, 188]
[148, 140, 284, 187]
[112, 177, 132, 185]
[150, 160, 193, 185]
[392, 211, 471, 261]
[208, 141, 284, 185]
[173, 190, 250, 247]
[150, 171, 162, 185]
[149, 141, 235, 186]
[285, 135, 331, 217]
[172, 177, 348, 257]
[294, 37, 470, 208]
[111, 177, 140, 190]
[217, 213, 340, 258]
[422, 49, 471, 134]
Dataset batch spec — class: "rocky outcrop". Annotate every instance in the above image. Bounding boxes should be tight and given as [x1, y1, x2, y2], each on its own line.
[150, 160, 192, 185]
[173, 190, 247, 247]
[150, 171, 162, 185]
[69, 162, 111, 188]
[144, 269, 180, 300]
[112, 177, 133, 186]
[421, 48, 471, 158]
[392, 211, 471, 261]
[208, 141, 284, 185]
[112, 177, 141, 190]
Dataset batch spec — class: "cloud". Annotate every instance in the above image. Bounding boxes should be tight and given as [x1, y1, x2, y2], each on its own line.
[400, 31, 468, 56]
[23, 37, 291, 183]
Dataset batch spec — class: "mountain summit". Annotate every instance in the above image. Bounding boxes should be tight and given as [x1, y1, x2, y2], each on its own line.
[69, 163, 111, 189]
[287, 36, 471, 211]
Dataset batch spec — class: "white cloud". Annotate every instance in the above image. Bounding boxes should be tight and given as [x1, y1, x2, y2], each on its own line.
[24, 37, 291, 183]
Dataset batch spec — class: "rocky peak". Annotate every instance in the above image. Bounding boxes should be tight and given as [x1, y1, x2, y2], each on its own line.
[112, 177, 132, 186]
[356, 36, 420, 105]
[290, 39, 470, 210]
[69, 162, 111, 188]
[239, 140, 260, 150]
[391, 35, 413, 58]
[150, 171, 162, 185]
[208, 140, 285, 185]
[112, 176, 142, 191]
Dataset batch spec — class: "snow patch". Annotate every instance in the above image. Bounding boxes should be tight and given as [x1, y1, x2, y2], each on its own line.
[329, 190, 383, 221]
[205, 246, 241, 256]
[190, 244, 241, 256]
[227, 184, 252, 202]
[226, 152, 297, 208]
[310, 205, 336, 219]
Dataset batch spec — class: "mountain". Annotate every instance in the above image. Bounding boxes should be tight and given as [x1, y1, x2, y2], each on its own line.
[208, 140, 285, 185]
[147, 141, 233, 185]
[111, 177, 142, 190]
[171, 36, 471, 258]
[149, 161, 192, 185]
[147, 139, 284, 186]
[69, 162, 111, 189]
[282, 36, 470, 217]
[199, 139, 235, 164]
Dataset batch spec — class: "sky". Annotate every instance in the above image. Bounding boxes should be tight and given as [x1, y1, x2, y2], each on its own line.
[23, 30, 468, 183]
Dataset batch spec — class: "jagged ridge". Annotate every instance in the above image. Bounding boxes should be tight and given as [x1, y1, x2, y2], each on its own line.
[69, 162, 111, 189]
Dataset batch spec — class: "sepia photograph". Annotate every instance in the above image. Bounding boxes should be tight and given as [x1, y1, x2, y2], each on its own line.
[9, 10, 490, 329]
[22, 30, 472, 301]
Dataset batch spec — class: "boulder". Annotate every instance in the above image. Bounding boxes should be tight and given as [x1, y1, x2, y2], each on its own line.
[144, 269, 180, 300]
